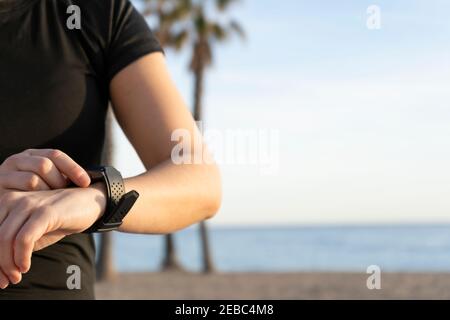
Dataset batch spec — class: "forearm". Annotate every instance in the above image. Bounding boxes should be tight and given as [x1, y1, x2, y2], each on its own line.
[119, 160, 221, 234]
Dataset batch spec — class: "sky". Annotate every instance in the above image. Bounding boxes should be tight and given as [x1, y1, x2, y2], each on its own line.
[114, 0, 450, 225]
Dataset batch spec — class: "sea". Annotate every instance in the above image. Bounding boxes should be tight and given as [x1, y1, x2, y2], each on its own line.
[95, 225, 450, 273]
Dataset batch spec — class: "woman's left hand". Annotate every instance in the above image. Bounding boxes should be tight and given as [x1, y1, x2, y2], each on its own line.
[0, 184, 106, 287]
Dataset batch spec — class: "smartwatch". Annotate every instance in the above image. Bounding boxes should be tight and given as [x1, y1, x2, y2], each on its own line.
[83, 166, 139, 233]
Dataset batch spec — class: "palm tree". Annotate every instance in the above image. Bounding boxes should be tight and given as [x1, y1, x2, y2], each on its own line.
[144, 0, 245, 273]
[96, 108, 117, 281]
[161, 232, 184, 272]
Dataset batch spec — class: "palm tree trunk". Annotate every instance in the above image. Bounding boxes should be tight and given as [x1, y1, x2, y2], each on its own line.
[193, 66, 216, 273]
[161, 234, 184, 272]
[96, 107, 117, 281]
[96, 232, 116, 281]
[199, 221, 215, 273]
[193, 65, 204, 121]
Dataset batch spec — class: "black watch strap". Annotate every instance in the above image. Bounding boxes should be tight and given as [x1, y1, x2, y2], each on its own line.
[83, 166, 139, 233]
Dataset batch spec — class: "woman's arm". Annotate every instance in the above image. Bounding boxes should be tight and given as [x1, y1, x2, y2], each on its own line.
[0, 52, 221, 287]
[109, 52, 222, 234]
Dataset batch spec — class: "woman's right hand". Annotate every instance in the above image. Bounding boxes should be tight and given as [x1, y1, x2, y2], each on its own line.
[0, 148, 90, 195]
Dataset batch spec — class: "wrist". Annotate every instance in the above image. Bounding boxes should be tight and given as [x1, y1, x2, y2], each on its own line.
[86, 182, 107, 222]
[55, 182, 108, 234]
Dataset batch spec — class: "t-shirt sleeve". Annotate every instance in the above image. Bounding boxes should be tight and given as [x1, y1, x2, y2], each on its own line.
[105, 0, 163, 82]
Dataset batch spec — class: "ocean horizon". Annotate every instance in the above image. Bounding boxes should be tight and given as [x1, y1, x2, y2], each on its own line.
[95, 224, 450, 273]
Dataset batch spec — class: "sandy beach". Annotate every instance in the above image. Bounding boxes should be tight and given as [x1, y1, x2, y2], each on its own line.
[95, 272, 450, 300]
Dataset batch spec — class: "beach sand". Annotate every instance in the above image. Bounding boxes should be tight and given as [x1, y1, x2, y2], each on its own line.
[95, 272, 450, 299]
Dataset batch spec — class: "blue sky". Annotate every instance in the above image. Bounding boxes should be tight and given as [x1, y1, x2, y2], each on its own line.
[115, 0, 450, 225]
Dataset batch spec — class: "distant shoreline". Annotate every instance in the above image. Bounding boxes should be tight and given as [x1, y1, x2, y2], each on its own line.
[197, 223, 450, 230]
[109, 227, 450, 273]
[95, 272, 450, 300]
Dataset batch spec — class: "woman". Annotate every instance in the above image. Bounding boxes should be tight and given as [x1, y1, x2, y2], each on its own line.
[0, 0, 221, 299]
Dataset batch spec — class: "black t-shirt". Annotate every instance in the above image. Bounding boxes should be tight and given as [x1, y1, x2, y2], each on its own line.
[0, 0, 162, 299]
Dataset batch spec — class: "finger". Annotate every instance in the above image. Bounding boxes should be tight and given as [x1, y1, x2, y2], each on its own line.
[0, 192, 16, 225]
[26, 149, 90, 187]
[2, 153, 67, 189]
[11, 156, 68, 189]
[0, 171, 50, 192]
[0, 200, 31, 278]
[0, 205, 27, 283]
[33, 230, 66, 252]
[14, 209, 51, 274]
[0, 270, 9, 289]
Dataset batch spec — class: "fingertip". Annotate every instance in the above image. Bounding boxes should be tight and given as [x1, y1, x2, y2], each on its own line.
[0, 272, 8, 290]
[68, 172, 90, 188]
[19, 264, 30, 274]
[9, 272, 22, 285]
[78, 172, 91, 188]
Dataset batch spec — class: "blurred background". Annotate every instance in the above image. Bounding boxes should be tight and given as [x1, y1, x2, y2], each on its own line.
[95, 0, 450, 299]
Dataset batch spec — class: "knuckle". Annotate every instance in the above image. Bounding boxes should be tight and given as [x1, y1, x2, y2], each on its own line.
[33, 207, 55, 227]
[3, 154, 20, 165]
[19, 196, 34, 208]
[0, 191, 19, 204]
[35, 158, 53, 175]
[15, 233, 32, 248]
[48, 149, 63, 159]
[35, 206, 53, 219]
[25, 174, 41, 191]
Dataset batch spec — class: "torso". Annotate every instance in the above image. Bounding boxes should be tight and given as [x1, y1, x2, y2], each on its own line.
[0, 0, 110, 299]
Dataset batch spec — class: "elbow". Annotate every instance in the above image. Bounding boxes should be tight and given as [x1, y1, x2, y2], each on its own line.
[202, 162, 222, 220]
[204, 192, 221, 220]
